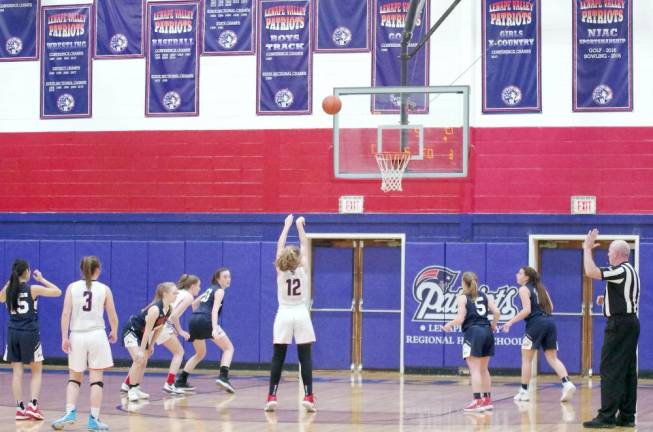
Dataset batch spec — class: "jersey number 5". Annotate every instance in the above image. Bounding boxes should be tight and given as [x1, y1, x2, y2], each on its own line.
[286, 279, 301, 296]
[474, 297, 487, 316]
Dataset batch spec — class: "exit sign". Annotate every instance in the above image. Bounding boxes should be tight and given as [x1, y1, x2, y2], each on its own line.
[339, 196, 364, 214]
[571, 196, 596, 214]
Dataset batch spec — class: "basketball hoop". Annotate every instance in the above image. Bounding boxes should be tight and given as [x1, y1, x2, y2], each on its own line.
[375, 151, 411, 192]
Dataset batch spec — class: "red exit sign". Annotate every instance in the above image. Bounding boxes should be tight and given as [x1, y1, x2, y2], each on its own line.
[571, 196, 596, 214]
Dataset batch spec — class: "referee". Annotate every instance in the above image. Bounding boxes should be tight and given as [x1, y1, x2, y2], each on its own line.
[582, 228, 640, 429]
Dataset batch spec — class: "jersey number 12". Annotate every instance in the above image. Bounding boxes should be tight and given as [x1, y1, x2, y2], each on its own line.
[286, 279, 301, 296]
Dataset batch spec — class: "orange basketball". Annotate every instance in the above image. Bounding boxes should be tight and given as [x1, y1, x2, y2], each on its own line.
[322, 95, 342, 115]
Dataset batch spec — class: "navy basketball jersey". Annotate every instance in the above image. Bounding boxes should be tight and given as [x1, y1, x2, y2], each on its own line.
[130, 300, 170, 334]
[525, 283, 545, 322]
[195, 285, 223, 316]
[7, 282, 39, 331]
[462, 292, 490, 332]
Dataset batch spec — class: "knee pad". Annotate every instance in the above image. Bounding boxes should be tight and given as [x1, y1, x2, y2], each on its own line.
[68, 379, 81, 387]
[90, 381, 104, 388]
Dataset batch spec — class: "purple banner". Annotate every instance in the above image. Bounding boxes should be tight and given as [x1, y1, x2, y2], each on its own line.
[315, 0, 369, 52]
[482, 0, 541, 113]
[372, 0, 429, 113]
[41, 5, 92, 119]
[146, 1, 200, 117]
[203, 0, 254, 55]
[257, 0, 312, 115]
[573, 0, 632, 112]
[0, 0, 39, 61]
[95, 0, 144, 58]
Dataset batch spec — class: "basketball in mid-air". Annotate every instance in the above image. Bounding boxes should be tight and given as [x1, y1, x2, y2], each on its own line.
[322, 95, 342, 115]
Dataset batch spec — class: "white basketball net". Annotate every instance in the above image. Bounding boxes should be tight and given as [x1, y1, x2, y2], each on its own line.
[375, 151, 411, 192]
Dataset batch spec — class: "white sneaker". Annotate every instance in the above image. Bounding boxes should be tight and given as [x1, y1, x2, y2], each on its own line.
[121, 382, 129, 393]
[514, 388, 530, 401]
[163, 382, 185, 395]
[134, 386, 150, 399]
[127, 388, 140, 402]
[560, 381, 576, 402]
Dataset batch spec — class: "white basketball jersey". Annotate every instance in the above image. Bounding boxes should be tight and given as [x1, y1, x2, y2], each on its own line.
[70, 280, 108, 332]
[277, 267, 309, 307]
[171, 289, 192, 313]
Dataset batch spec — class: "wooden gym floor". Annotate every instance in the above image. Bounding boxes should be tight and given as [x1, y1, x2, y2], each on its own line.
[1, 368, 652, 431]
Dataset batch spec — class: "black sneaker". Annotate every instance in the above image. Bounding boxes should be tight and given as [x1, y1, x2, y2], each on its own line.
[616, 417, 635, 428]
[216, 376, 236, 394]
[583, 417, 616, 429]
[174, 380, 196, 392]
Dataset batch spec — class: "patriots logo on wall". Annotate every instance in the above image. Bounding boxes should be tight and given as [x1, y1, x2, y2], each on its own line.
[412, 265, 519, 322]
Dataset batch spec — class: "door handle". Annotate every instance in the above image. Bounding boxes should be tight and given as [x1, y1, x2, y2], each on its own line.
[311, 299, 355, 313]
[358, 298, 401, 314]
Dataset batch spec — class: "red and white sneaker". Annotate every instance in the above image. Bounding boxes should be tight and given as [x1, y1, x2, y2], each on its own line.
[16, 407, 29, 421]
[264, 395, 278, 412]
[481, 397, 493, 411]
[302, 395, 317, 413]
[463, 398, 485, 412]
[25, 403, 44, 420]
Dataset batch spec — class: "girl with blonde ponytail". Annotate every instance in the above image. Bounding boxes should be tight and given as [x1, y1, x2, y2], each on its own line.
[444, 272, 500, 412]
[120, 282, 178, 403]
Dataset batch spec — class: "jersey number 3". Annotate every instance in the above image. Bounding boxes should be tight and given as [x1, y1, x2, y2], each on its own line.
[286, 279, 301, 296]
[83, 291, 93, 312]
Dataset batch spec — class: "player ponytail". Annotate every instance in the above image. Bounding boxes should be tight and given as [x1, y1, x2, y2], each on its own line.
[80, 256, 100, 290]
[143, 282, 175, 311]
[177, 273, 200, 291]
[461, 271, 479, 299]
[275, 246, 300, 272]
[522, 266, 552, 315]
[6, 259, 29, 313]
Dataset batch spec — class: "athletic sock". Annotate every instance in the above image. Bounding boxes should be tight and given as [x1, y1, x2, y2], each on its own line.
[521, 383, 528, 391]
[483, 392, 490, 398]
[269, 384, 278, 396]
[219, 366, 229, 379]
[90, 408, 100, 419]
[473, 392, 481, 400]
[66, 404, 75, 414]
[17, 401, 24, 410]
[30, 399, 38, 407]
[166, 373, 175, 385]
[124, 376, 130, 385]
[561, 376, 569, 384]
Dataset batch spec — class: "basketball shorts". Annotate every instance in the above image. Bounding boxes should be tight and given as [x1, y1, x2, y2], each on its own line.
[188, 313, 225, 341]
[156, 322, 176, 345]
[523, 316, 558, 351]
[4, 328, 43, 364]
[121, 325, 143, 349]
[273, 306, 316, 345]
[462, 325, 495, 359]
[69, 329, 113, 372]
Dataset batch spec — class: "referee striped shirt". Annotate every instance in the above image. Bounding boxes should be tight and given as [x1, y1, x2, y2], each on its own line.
[599, 262, 640, 317]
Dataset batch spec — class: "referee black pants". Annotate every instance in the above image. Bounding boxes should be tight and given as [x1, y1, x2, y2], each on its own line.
[598, 314, 640, 423]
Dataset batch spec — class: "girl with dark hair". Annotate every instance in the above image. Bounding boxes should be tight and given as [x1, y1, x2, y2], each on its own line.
[502, 266, 576, 403]
[174, 268, 235, 393]
[52, 256, 119, 431]
[444, 272, 500, 412]
[0, 258, 61, 421]
[265, 215, 316, 413]
[121, 282, 177, 402]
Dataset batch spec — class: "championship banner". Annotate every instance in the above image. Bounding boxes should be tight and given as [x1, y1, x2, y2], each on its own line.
[95, 0, 144, 58]
[203, 0, 254, 55]
[41, 5, 92, 119]
[146, 1, 200, 117]
[315, 0, 369, 52]
[372, 0, 429, 113]
[256, 0, 312, 115]
[482, 0, 541, 113]
[0, 0, 38, 61]
[573, 0, 632, 111]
